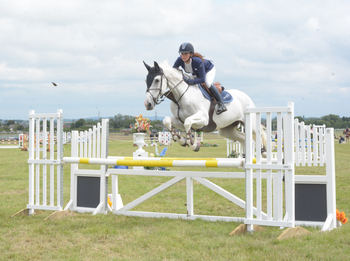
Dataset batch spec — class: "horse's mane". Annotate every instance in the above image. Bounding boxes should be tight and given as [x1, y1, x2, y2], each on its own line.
[158, 60, 183, 80]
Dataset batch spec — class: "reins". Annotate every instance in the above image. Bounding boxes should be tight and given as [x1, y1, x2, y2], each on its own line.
[146, 68, 191, 124]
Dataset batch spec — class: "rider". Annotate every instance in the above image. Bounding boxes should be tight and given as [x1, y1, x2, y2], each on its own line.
[173, 42, 227, 115]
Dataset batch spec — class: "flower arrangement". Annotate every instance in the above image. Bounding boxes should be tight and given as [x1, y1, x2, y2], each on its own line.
[134, 114, 152, 134]
[200, 142, 219, 147]
[336, 209, 348, 224]
[228, 150, 240, 158]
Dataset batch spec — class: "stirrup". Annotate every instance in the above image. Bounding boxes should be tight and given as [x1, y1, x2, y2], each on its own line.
[216, 103, 227, 115]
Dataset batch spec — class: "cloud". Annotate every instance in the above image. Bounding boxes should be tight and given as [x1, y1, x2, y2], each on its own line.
[0, 0, 349, 120]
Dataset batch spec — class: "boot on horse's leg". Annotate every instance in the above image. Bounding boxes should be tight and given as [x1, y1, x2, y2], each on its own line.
[170, 128, 187, 147]
[210, 85, 227, 115]
[186, 131, 200, 152]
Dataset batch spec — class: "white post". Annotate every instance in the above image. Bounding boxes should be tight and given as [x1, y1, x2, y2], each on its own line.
[266, 112, 273, 220]
[284, 102, 295, 227]
[186, 177, 194, 217]
[57, 109, 63, 209]
[28, 110, 35, 215]
[245, 104, 254, 232]
[255, 112, 262, 221]
[325, 128, 337, 230]
[275, 112, 283, 221]
[42, 118, 47, 206]
[100, 119, 109, 214]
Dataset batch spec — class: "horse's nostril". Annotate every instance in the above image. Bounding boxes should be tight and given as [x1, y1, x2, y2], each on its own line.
[146, 102, 152, 110]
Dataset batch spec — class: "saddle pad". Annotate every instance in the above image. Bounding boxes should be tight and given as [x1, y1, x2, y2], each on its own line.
[198, 84, 233, 104]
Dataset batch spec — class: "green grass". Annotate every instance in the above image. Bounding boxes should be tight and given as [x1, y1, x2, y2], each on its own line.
[1, 134, 350, 260]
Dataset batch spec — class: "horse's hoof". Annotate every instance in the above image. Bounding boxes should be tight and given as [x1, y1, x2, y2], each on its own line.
[179, 138, 187, 147]
[190, 143, 200, 152]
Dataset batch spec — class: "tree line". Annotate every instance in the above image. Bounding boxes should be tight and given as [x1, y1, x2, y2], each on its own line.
[1, 113, 349, 133]
[294, 114, 350, 129]
[0, 120, 25, 132]
[68, 114, 164, 132]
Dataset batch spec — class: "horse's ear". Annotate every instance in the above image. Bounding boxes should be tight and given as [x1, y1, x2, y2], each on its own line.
[154, 61, 161, 72]
[143, 61, 152, 72]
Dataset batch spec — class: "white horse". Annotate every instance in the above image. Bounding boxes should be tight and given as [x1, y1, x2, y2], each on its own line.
[143, 61, 267, 153]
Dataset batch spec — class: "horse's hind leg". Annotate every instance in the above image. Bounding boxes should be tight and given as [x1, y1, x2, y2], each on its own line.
[219, 123, 246, 155]
[163, 116, 187, 146]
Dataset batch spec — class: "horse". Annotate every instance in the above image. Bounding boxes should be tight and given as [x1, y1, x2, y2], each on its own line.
[143, 61, 267, 153]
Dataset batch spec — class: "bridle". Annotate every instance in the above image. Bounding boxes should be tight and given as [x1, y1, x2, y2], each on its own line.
[147, 70, 188, 106]
[146, 73, 168, 105]
[144, 62, 192, 124]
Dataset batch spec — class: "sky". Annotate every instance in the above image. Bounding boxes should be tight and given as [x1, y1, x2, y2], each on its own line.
[1, 0, 349, 120]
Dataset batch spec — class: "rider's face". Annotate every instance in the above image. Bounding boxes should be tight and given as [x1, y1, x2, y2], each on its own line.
[180, 53, 191, 63]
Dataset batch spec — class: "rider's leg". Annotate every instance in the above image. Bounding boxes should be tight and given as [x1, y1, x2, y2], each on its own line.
[205, 67, 227, 115]
[209, 85, 227, 114]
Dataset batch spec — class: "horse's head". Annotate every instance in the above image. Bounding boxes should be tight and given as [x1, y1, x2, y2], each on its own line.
[143, 61, 168, 110]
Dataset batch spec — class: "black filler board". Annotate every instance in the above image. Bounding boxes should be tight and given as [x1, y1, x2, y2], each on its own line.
[295, 183, 327, 222]
[77, 176, 100, 208]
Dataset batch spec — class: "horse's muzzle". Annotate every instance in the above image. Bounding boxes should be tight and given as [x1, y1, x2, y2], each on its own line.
[144, 100, 154, 110]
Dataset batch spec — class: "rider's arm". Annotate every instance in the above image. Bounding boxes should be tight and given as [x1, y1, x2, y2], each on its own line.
[190, 59, 206, 84]
[173, 57, 183, 68]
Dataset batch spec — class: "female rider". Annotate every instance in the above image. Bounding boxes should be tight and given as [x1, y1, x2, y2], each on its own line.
[173, 42, 227, 115]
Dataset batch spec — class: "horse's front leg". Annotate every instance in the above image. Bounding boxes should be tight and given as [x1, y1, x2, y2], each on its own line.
[183, 111, 208, 151]
[163, 116, 187, 147]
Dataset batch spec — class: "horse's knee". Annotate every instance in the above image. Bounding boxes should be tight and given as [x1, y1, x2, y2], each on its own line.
[163, 116, 172, 130]
[183, 120, 192, 133]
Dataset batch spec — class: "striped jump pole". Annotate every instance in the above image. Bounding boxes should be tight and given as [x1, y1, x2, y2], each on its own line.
[63, 157, 245, 168]
[62, 156, 279, 168]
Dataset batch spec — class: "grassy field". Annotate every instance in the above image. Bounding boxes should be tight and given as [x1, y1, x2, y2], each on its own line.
[1, 133, 350, 260]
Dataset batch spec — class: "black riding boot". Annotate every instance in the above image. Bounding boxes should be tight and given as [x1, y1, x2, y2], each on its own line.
[209, 85, 227, 115]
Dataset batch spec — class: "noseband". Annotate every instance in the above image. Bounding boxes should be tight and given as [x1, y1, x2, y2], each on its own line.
[147, 73, 168, 105]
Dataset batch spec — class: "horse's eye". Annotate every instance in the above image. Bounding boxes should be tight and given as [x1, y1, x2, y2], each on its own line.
[155, 79, 160, 83]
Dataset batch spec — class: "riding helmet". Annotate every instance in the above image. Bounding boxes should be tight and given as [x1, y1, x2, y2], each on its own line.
[179, 42, 194, 54]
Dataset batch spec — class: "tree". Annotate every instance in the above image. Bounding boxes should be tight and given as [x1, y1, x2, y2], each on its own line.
[110, 114, 135, 130]
[75, 119, 86, 128]
[6, 120, 15, 126]
[321, 114, 341, 123]
[342, 116, 350, 122]
[295, 116, 304, 122]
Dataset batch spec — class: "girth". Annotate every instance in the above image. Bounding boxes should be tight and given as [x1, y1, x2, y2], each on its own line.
[163, 90, 217, 133]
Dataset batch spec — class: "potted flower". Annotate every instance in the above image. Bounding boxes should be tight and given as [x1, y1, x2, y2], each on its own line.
[133, 114, 152, 153]
[134, 114, 152, 134]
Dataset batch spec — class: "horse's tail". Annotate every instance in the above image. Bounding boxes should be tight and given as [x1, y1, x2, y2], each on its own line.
[260, 124, 267, 152]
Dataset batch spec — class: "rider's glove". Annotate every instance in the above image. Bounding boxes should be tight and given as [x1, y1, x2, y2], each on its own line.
[183, 76, 195, 85]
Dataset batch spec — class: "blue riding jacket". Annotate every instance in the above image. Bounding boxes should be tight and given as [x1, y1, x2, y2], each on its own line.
[173, 56, 214, 85]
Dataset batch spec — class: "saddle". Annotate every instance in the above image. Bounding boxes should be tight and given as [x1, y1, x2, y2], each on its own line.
[198, 84, 233, 104]
[201, 82, 223, 96]
[164, 82, 233, 132]
[194, 82, 233, 132]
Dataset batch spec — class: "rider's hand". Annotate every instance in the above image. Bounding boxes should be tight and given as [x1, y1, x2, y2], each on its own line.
[183, 76, 195, 85]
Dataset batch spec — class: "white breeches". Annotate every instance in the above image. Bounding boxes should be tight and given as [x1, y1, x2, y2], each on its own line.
[205, 66, 216, 87]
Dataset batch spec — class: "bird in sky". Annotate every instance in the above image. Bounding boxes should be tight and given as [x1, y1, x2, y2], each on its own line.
[52, 82, 57, 86]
